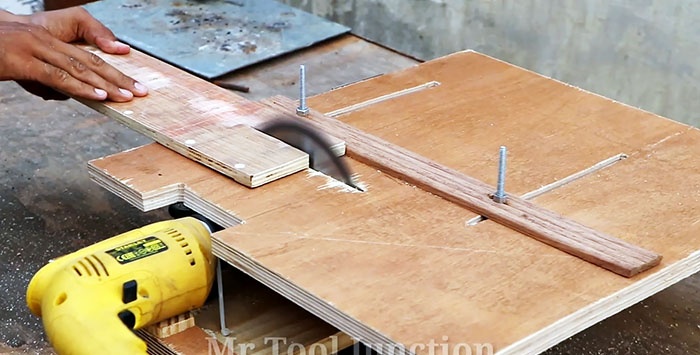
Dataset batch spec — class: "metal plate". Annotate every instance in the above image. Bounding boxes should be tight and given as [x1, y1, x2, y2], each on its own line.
[83, 0, 350, 79]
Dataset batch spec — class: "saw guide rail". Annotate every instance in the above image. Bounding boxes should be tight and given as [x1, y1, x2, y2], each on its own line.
[267, 96, 660, 277]
[83, 43, 700, 355]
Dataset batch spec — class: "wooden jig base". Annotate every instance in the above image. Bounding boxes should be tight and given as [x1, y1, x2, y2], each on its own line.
[84, 42, 700, 354]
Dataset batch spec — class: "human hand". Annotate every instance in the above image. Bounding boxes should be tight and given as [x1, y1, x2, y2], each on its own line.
[0, 8, 148, 102]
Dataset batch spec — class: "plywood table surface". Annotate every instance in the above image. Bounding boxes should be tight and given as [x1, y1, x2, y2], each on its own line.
[85, 47, 700, 355]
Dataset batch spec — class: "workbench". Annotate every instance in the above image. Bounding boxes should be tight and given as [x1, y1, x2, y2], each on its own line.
[49, 24, 700, 355]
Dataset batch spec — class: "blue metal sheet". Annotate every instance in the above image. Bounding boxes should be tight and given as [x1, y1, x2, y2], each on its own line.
[83, 0, 350, 79]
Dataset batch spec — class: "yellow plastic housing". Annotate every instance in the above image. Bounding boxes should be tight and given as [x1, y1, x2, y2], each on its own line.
[26, 217, 215, 355]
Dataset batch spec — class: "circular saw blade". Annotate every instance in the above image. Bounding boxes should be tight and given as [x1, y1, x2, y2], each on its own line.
[258, 119, 361, 191]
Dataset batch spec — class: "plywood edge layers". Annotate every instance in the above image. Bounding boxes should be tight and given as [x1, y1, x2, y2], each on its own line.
[262, 96, 662, 278]
[87, 159, 244, 227]
[78, 102, 309, 188]
[211, 239, 408, 355]
[498, 250, 700, 354]
[86, 162, 163, 211]
[213, 239, 700, 355]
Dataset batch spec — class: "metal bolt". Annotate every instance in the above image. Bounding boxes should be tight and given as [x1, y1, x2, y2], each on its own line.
[216, 259, 231, 336]
[493, 146, 508, 203]
[296, 64, 310, 116]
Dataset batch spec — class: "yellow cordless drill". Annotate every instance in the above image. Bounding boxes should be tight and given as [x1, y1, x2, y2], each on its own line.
[26, 215, 217, 355]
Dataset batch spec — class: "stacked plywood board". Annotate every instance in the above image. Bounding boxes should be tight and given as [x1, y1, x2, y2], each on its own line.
[84, 46, 700, 354]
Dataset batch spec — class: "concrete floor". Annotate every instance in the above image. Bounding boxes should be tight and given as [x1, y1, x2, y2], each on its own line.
[2, 78, 700, 355]
[0, 82, 170, 353]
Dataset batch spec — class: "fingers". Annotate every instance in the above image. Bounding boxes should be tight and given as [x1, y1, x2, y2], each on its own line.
[72, 7, 131, 55]
[26, 7, 131, 54]
[72, 47, 148, 98]
[94, 36, 130, 55]
[53, 48, 148, 101]
[5, 20, 148, 102]
[28, 58, 109, 101]
[32, 37, 148, 102]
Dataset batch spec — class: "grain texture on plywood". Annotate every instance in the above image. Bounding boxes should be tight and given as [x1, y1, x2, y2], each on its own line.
[89, 133, 700, 354]
[86, 49, 700, 354]
[74, 45, 345, 187]
[264, 96, 660, 277]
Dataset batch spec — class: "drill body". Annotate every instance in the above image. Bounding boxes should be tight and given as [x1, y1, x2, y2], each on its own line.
[26, 217, 216, 355]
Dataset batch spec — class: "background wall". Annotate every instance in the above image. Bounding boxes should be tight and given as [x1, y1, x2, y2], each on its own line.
[281, 0, 700, 127]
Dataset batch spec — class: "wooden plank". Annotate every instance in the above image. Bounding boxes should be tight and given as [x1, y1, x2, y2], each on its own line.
[84, 48, 700, 354]
[74, 45, 346, 187]
[75, 34, 418, 187]
[145, 311, 195, 339]
[264, 96, 660, 277]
